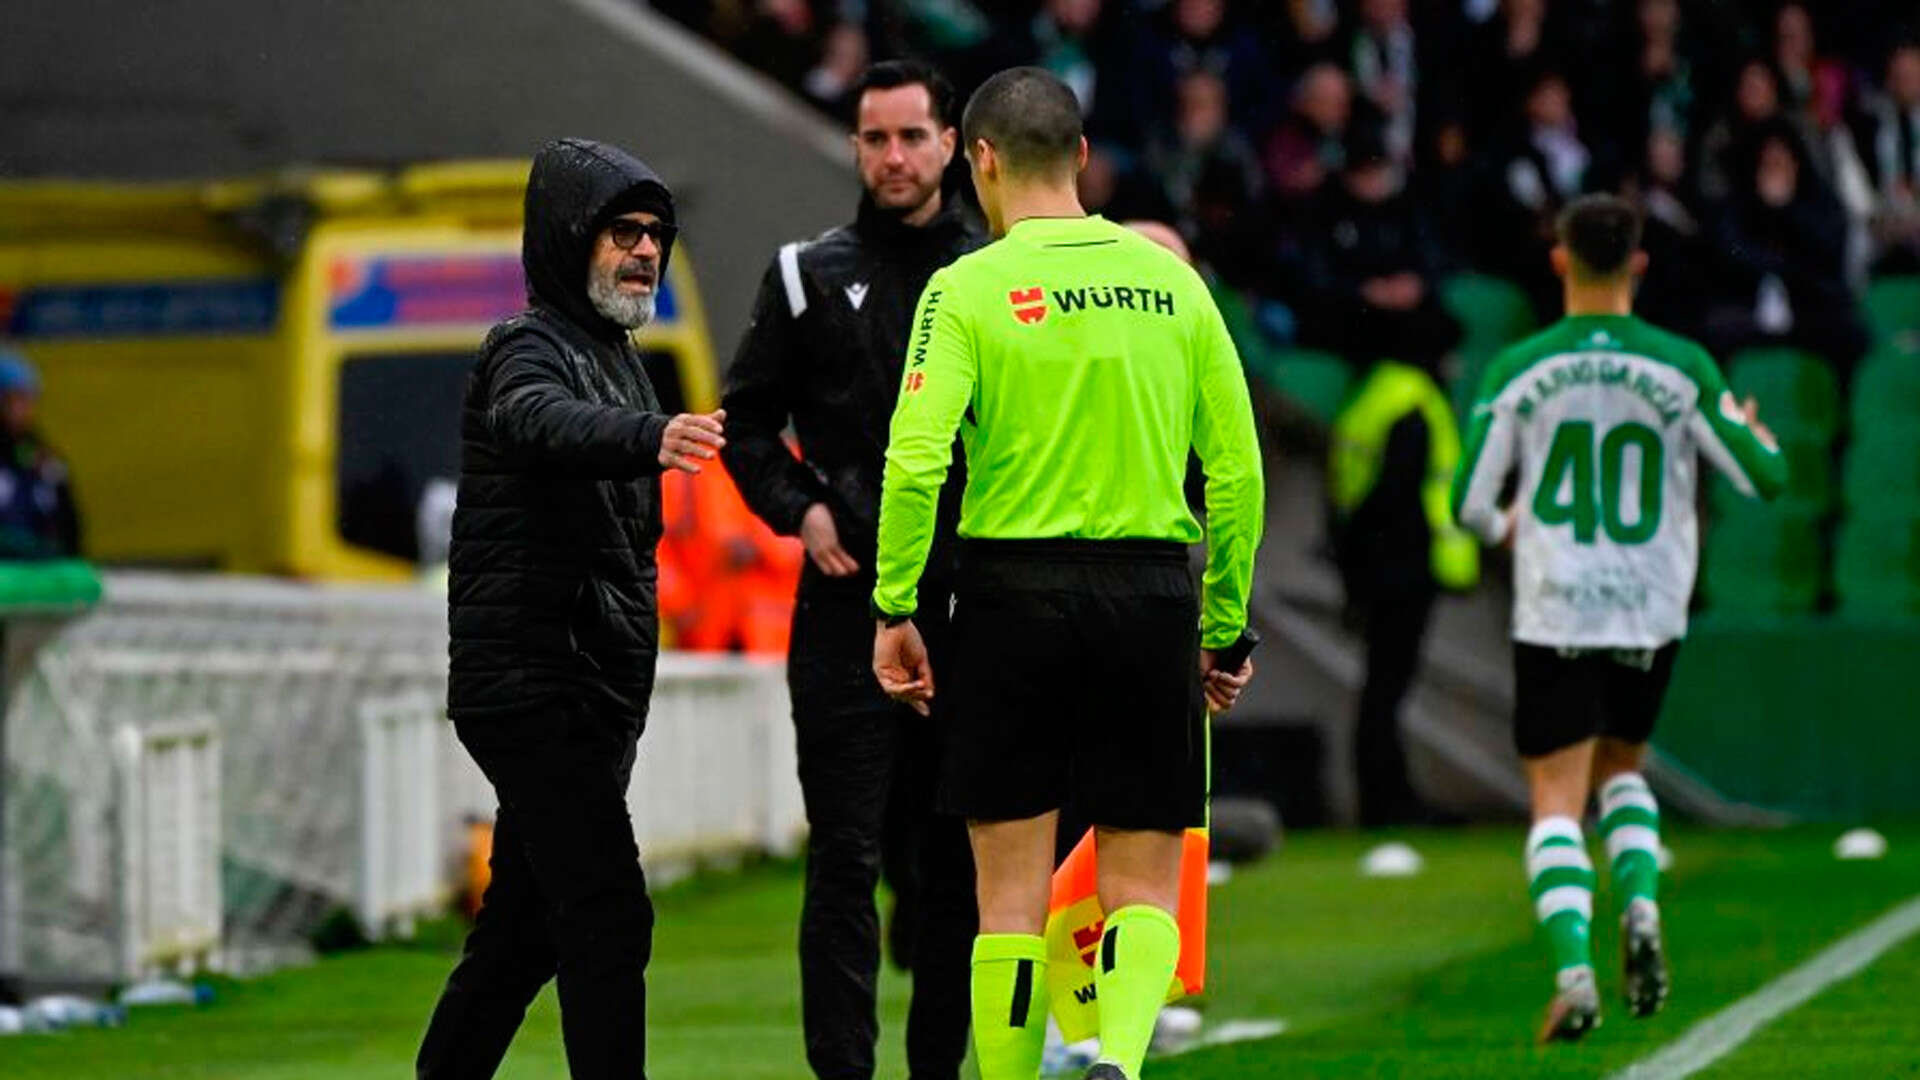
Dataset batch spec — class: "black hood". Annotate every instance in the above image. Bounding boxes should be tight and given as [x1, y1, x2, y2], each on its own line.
[522, 137, 677, 343]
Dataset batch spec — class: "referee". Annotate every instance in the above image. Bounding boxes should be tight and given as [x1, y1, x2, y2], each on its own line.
[870, 68, 1265, 1080]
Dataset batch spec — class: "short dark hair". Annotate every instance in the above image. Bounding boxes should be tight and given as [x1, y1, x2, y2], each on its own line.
[961, 67, 1084, 178]
[851, 60, 957, 129]
[1558, 194, 1643, 277]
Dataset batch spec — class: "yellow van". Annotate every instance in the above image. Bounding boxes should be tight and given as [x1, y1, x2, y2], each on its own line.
[0, 162, 719, 581]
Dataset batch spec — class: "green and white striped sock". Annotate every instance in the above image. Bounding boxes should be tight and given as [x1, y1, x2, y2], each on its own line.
[1599, 772, 1662, 916]
[1527, 816, 1595, 979]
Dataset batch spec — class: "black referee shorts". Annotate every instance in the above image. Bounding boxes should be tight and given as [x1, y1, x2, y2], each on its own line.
[1512, 641, 1681, 758]
[940, 539, 1207, 831]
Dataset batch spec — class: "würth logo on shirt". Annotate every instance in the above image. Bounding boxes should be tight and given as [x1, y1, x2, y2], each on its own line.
[1008, 286, 1047, 325]
[905, 371, 925, 394]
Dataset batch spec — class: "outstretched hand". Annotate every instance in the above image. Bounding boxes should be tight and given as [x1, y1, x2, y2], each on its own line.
[660, 409, 726, 473]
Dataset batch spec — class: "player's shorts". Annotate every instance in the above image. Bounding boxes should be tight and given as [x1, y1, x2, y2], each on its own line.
[940, 538, 1207, 831]
[1512, 641, 1681, 758]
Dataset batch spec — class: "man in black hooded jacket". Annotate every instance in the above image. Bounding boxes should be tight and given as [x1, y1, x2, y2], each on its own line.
[721, 61, 982, 1080]
[418, 137, 725, 1080]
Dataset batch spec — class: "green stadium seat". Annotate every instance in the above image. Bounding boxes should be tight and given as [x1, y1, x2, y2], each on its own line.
[1442, 274, 1537, 361]
[1442, 274, 1536, 417]
[1268, 349, 1353, 425]
[1864, 276, 1920, 354]
[1842, 429, 1920, 514]
[1727, 347, 1841, 443]
[1712, 434, 1834, 515]
[1849, 348, 1920, 436]
[1701, 505, 1823, 615]
[1211, 279, 1288, 388]
[1209, 279, 1356, 424]
[1834, 511, 1920, 616]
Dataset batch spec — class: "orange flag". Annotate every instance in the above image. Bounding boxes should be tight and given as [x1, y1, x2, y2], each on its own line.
[1042, 827, 1210, 1043]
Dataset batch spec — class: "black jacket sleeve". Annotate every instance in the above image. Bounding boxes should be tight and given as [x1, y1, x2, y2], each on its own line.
[483, 335, 669, 479]
[53, 469, 81, 558]
[1371, 411, 1431, 513]
[720, 261, 829, 536]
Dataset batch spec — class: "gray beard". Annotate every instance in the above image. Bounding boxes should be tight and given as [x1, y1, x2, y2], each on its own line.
[587, 272, 656, 330]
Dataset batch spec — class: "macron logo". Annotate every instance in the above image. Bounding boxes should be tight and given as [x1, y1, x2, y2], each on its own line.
[845, 282, 869, 310]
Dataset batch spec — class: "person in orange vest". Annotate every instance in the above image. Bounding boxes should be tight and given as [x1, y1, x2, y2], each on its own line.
[657, 460, 802, 655]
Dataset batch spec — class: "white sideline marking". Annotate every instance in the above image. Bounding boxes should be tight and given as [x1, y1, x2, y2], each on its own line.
[1611, 893, 1920, 1080]
[1167, 1018, 1289, 1056]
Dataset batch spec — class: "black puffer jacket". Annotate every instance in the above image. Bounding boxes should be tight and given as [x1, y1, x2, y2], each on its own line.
[720, 196, 982, 585]
[448, 138, 677, 723]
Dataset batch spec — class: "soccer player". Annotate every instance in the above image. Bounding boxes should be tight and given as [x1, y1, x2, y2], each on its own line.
[869, 67, 1265, 1080]
[1452, 194, 1786, 1041]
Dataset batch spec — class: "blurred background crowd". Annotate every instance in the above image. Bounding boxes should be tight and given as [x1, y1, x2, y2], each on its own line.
[658, 0, 1920, 380]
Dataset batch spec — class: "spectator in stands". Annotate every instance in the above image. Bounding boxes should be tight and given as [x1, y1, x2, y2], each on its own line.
[1852, 41, 1920, 272]
[1267, 0, 1342, 69]
[1703, 126, 1870, 372]
[1631, 127, 1719, 341]
[1595, 0, 1696, 170]
[1145, 69, 1264, 235]
[1077, 141, 1178, 223]
[1131, 0, 1275, 149]
[803, 20, 870, 117]
[1348, 0, 1422, 168]
[890, 0, 993, 65]
[1264, 62, 1353, 204]
[0, 353, 81, 560]
[982, 0, 1108, 119]
[1697, 57, 1820, 203]
[1295, 125, 1461, 368]
[1773, 3, 1849, 137]
[1480, 68, 1599, 317]
[735, 0, 824, 94]
[1465, 0, 1556, 145]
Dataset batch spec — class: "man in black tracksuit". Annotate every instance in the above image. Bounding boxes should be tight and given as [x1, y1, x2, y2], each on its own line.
[419, 137, 726, 1080]
[721, 62, 983, 1080]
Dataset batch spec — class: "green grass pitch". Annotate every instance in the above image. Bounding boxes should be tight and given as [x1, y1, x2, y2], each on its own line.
[5, 825, 1916, 1078]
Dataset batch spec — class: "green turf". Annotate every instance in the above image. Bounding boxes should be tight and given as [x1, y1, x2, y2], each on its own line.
[4, 826, 1916, 1078]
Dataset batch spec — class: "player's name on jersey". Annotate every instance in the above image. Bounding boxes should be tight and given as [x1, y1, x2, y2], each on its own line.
[1514, 353, 1687, 428]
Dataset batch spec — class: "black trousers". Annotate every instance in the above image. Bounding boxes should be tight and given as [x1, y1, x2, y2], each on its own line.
[789, 578, 976, 1080]
[418, 702, 653, 1080]
[1353, 586, 1437, 828]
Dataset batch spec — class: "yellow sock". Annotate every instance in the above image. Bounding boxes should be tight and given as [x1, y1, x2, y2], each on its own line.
[1093, 905, 1181, 1076]
[971, 933, 1048, 1080]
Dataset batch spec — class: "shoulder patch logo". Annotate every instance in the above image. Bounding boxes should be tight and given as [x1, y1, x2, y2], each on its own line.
[1009, 286, 1047, 325]
[845, 282, 869, 310]
[905, 371, 925, 394]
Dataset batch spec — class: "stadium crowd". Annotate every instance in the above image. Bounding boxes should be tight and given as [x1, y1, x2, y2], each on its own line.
[655, 0, 1920, 379]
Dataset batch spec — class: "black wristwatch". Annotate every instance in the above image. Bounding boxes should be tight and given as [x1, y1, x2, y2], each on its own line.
[870, 599, 913, 627]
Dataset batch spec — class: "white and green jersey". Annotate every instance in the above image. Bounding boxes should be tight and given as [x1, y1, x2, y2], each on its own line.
[1451, 314, 1786, 648]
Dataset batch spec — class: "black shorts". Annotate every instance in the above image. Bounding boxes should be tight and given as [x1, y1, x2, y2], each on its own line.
[1512, 641, 1681, 758]
[940, 539, 1208, 831]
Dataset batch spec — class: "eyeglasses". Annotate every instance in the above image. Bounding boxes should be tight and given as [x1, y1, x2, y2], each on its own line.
[605, 218, 678, 252]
